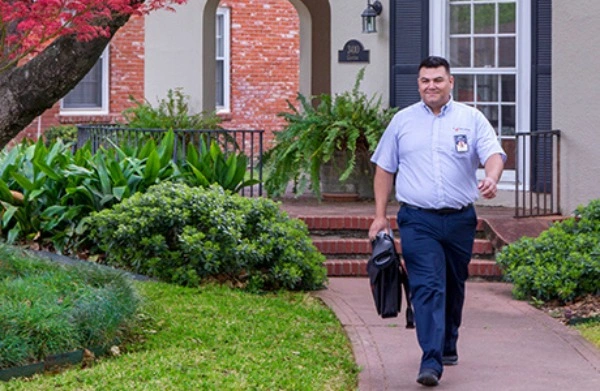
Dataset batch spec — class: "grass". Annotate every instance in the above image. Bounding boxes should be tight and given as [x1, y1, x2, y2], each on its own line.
[4, 281, 359, 390]
[574, 319, 600, 349]
[0, 245, 139, 369]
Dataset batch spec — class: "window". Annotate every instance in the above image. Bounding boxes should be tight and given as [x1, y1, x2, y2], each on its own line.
[61, 47, 109, 114]
[448, 0, 517, 139]
[216, 7, 230, 112]
[430, 0, 531, 176]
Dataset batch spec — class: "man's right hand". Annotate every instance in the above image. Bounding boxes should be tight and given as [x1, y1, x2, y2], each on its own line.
[368, 216, 390, 241]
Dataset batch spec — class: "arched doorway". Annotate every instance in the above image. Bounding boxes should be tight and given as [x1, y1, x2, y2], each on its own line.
[201, 0, 331, 144]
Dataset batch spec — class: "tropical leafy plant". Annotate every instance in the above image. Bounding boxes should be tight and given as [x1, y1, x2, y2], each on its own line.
[180, 138, 259, 193]
[0, 132, 258, 252]
[264, 68, 397, 199]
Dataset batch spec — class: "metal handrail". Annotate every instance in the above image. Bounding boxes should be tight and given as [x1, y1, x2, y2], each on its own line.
[514, 129, 561, 218]
[76, 125, 264, 197]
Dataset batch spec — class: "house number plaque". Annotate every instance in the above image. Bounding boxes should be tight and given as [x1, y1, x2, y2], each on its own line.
[338, 40, 370, 63]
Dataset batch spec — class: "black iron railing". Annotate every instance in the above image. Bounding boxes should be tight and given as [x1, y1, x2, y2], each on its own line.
[514, 130, 561, 217]
[76, 125, 264, 197]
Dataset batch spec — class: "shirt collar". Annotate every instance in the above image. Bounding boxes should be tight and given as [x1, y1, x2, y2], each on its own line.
[421, 96, 454, 116]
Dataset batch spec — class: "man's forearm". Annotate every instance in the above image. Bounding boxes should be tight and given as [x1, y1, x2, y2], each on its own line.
[373, 166, 394, 218]
[484, 154, 504, 183]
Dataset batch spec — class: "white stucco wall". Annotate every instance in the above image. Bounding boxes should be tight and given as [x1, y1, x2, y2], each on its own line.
[553, 0, 600, 214]
[329, 1, 390, 106]
[145, 0, 210, 112]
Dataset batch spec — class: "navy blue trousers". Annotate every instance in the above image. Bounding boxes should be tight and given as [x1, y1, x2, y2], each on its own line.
[396, 205, 477, 375]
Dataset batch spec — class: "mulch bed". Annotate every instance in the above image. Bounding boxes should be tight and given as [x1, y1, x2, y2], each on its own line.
[541, 294, 600, 325]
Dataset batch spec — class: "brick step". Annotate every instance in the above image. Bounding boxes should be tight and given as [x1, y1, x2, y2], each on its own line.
[298, 215, 486, 232]
[324, 259, 502, 278]
[312, 237, 494, 256]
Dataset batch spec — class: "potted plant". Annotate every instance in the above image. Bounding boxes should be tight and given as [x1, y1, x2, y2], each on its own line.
[264, 68, 397, 200]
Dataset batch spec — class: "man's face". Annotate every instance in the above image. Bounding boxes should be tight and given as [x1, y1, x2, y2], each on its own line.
[418, 66, 454, 113]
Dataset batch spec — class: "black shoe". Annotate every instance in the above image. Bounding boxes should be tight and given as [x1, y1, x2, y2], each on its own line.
[442, 354, 458, 366]
[416, 369, 440, 387]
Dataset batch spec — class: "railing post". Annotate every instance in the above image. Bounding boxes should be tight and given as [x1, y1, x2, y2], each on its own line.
[514, 130, 561, 218]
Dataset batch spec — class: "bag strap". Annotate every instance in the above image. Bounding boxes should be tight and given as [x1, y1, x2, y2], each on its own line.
[399, 262, 415, 329]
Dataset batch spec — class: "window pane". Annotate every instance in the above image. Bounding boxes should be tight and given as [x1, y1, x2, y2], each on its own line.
[501, 105, 516, 135]
[216, 60, 224, 106]
[449, 37, 471, 67]
[63, 60, 102, 108]
[476, 75, 498, 102]
[450, 4, 470, 34]
[499, 3, 516, 33]
[474, 3, 495, 34]
[478, 105, 499, 133]
[474, 37, 495, 67]
[216, 15, 224, 57]
[501, 75, 516, 102]
[498, 37, 515, 67]
[454, 74, 474, 102]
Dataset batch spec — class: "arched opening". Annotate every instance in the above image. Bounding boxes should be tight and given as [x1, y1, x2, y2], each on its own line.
[201, 0, 331, 144]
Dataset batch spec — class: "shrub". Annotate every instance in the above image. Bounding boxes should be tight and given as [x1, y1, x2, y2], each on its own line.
[497, 199, 600, 302]
[0, 245, 140, 368]
[43, 125, 78, 146]
[121, 88, 222, 130]
[85, 182, 327, 291]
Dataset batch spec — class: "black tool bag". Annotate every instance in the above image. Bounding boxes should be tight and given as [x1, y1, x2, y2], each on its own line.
[367, 232, 415, 328]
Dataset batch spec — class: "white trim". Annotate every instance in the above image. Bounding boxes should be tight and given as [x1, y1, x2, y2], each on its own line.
[216, 7, 231, 113]
[431, 0, 531, 185]
[516, 0, 531, 189]
[60, 46, 109, 115]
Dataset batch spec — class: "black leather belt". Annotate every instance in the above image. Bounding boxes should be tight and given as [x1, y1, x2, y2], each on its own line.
[401, 203, 473, 215]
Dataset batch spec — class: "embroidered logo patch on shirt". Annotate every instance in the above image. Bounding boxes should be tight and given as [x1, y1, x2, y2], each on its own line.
[454, 134, 469, 153]
[453, 127, 471, 133]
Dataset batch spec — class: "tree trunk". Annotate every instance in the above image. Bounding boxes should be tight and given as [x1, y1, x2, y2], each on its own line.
[0, 13, 132, 148]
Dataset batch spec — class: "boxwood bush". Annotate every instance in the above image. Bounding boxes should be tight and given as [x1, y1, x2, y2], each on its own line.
[85, 182, 327, 292]
[496, 199, 600, 302]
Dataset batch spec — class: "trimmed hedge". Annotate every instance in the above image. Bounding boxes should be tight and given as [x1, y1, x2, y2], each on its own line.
[497, 199, 600, 302]
[85, 182, 327, 292]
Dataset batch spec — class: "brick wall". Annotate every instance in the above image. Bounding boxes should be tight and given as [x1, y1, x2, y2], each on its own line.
[15, 1, 301, 149]
[219, 0, 300, 147]
[15, 16, 145, 143]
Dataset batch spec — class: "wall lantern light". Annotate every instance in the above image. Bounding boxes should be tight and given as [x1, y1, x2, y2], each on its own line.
[361, 0, 383, 34]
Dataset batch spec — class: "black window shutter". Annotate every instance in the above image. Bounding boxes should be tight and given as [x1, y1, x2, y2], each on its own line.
[531, 0, 552, 131]
[531, 0, 553, 192]
[390, 0, 429, 109]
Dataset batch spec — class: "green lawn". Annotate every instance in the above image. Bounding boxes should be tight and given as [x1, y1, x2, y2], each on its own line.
[4, 281, 359, 390]
[575, 320, 600, 349]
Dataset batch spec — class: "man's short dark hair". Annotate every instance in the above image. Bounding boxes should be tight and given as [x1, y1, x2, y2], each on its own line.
[419, 56, 451, 74]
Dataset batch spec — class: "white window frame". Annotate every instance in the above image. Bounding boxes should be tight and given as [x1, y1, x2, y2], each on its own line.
[60, 46, 109, 115]
[216, 7, 231, 113]
[430, 0, 531, 189]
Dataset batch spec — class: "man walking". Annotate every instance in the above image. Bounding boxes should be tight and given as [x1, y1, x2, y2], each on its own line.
[368, 56, 506, 387]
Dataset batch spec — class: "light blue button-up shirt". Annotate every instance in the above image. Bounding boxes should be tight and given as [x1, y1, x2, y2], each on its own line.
[371, 99, 506, 209]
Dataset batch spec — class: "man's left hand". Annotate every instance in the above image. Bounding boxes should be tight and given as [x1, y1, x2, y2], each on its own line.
[478, 177, 498, 199]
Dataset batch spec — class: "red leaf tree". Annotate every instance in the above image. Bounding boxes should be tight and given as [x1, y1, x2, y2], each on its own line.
[0, 0, 187, 146]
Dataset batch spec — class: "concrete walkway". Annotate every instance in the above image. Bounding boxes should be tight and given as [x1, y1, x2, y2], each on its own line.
[315, 278, 600, 391]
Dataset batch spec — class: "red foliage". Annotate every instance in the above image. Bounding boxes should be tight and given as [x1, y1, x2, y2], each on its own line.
[0, 0, 186, 68]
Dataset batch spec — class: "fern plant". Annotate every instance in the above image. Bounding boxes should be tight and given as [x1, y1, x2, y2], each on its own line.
[264, 68, 397, 199]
